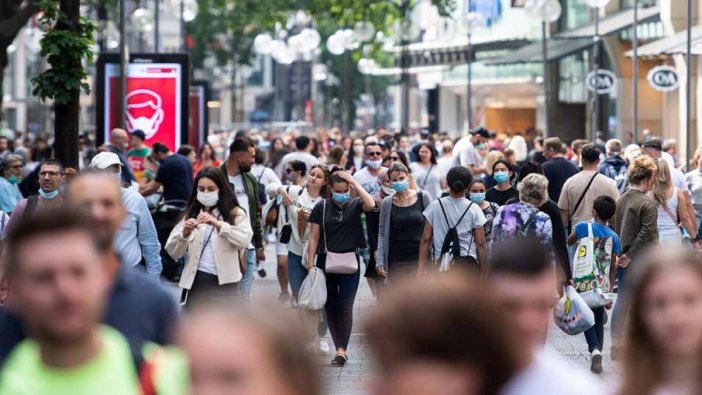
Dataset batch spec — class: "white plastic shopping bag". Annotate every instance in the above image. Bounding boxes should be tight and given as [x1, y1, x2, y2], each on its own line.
[572, 222, 614, 308]
[298, 267, 327, 310]
[553, 285, 595, 335]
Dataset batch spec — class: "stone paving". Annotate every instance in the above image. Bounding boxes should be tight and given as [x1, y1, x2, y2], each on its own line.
[249, 244, 616, 394]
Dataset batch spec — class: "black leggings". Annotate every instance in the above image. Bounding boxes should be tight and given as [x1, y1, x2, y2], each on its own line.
[318, 253, 361, 351]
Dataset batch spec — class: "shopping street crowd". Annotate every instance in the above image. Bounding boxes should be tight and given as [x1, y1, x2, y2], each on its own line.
[0, 125, 701, 394]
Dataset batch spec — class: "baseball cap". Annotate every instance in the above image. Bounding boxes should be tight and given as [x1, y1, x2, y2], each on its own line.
[641, 139, 662, 151]
[470, 127, 490, 139]
[89, 152, 121, 170]
[131, 129, 146, 141]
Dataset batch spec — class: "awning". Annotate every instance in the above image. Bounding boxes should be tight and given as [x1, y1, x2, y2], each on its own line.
[390, 37, 530, 68]
[483, 38, 593, 65]
[556, 5, 660, 39]
[624, 25, 702, 57]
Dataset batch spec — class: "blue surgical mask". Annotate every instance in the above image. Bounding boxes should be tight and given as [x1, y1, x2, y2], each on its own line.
[7, 175, 19, 184]
[493, 171, 510, 184]
[391, 180, 409, 193]
[469, 192, 486, 204]
[332, 192, 351, 204]
[39, 188, 59, 200]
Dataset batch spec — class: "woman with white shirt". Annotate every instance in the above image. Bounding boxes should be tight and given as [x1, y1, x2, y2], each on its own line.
[652, 159, 697, 244]
[409, 143, 441, 200]
[267, 164, 328, 302]
[166, 167, 253, 307]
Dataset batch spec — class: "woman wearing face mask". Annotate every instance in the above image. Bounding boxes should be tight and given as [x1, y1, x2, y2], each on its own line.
[468, 179, 500, 246]
[377, 163, 432, 281]
[166, 167, 253, 307]
[485, 160, 518, 206]
[306, 169, 375, 367]
[618, 247, 702, 395]
[363, 169, 392, 298]
[409, 143, 441, 201]
[345, 139, 366, 174]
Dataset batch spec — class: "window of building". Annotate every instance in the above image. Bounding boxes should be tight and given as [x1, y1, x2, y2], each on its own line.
[558, 51, 589, 104]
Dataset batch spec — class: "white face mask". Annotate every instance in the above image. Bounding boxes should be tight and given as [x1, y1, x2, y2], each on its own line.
[367, 159, 382, 169]
[197, 191, 219, 207]
[126, 109, 164, 139]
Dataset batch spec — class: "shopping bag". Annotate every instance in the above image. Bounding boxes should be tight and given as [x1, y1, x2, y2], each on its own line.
[298, 267, 327, 310]
[553, 285, 595, 335]
[572, 222, 614, 308]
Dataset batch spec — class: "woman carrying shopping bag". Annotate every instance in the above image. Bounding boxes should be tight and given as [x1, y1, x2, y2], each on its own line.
[306, 169, 375, 367]
[166, 167, 253, 307]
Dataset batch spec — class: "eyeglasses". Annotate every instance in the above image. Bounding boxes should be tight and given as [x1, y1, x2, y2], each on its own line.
[39, 171, 62, 177]
[367, 152, 382, 157]
[10, 165, 21, 169]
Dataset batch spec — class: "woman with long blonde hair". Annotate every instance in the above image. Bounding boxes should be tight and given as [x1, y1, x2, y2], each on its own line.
[619, 247, 702, 395]
[651, 159, 697, 244]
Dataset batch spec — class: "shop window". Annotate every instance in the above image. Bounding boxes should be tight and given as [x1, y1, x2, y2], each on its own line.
[558, 52, 588, 104]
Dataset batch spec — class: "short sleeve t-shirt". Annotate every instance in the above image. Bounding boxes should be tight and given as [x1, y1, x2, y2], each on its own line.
[558, 171, 620, 227]
[127, 147, 150, 183]
[155, 154, 193, 205]
[574, 222, 623, 255]
[423, 197, 487, 259]
[452, 136, 482, 167]
[410, 162, 442, 200]
[308, 198, 367, 254]
[0, 327, 141, 395]
[353, 167, 385, 196]
[486, 186, 519, 206]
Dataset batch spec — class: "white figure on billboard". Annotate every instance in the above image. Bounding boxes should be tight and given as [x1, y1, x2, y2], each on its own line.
[125, 89, 165, 139]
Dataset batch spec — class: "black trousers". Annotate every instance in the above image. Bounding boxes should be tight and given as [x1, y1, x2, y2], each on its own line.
[183, 271, 240, 310]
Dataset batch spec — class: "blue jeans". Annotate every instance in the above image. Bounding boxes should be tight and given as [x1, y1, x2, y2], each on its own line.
[611, 266, 628, 340]
[288, 252, 307, 301]
[239, 249, 256, 301]
[584, 306, 606, 353]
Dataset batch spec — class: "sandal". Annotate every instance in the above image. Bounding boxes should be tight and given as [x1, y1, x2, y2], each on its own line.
[331, 353, 348, 367]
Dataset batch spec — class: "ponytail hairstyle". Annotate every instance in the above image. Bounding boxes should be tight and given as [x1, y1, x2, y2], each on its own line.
[446, 166, 473, 194]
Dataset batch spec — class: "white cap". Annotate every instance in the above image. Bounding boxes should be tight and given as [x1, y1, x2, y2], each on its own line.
[89, 152, 121, 170]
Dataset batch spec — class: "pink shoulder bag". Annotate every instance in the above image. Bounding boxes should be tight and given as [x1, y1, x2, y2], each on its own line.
[322, 200, 358, 274]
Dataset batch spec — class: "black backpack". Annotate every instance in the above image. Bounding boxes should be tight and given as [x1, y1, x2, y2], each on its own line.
[438, 199, 474, 259]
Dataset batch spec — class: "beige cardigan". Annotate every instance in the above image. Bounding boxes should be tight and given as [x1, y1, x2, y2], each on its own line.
[166, 207, 253, 290]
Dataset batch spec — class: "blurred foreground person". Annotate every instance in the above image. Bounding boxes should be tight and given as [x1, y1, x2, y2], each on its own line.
[619, 247, 702, 395]
[180, 305, 320, 395]
[488, 238, 604, 395]
[365, 275, 523, 395]
[0, 173, 178, 364]
[0, 208, 187, 394]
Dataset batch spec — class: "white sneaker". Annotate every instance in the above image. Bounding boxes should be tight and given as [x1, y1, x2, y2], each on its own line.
[318, 337, 331, 355]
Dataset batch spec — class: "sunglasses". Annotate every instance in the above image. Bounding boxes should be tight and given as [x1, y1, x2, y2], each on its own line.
[367, 152, 382, 157]
[286, 169, 296, 173]
[389, 156, 400, 161]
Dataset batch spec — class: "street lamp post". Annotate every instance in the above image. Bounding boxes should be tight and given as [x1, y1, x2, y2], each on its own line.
[119, 0, 127, 129]
[686, 0, 692, 168]
[525, 0, 562, 138]
[632, 0, 638, 142]
[584, 0, 611, 140]
[463, 12, 484, 131]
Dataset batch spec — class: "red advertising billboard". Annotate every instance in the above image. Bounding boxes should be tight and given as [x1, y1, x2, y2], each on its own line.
[96, 54, 189, 151]
[188, 81, 209, 150]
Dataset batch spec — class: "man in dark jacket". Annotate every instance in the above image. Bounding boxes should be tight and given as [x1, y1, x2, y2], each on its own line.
[217, 138, 264, 301]
[598, 139, 628, 194]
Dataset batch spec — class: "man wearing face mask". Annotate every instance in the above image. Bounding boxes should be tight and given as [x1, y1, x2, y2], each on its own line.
[106, 128, 136, 187]
[4, 160, 65, 233]
[217, 138, 265, 301]
[452, 127, 489, 175]
[353, 142, 387, 197]
[90, 152, 162, 277]
[0, 155, 23, 214]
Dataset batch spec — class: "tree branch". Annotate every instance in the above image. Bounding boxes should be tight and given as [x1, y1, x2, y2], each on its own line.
[0, 1, 39, 44]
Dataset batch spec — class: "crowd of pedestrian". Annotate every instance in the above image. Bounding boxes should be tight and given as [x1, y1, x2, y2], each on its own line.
[0, 124, 701, 394]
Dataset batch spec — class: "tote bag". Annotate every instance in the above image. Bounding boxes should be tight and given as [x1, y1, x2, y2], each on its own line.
[572, 222, 614, 308]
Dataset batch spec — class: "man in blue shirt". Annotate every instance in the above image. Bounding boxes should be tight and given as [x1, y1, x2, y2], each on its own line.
[567, 195, 621, 374]
[89, 152, 162, 277]
[0, 155, 23, 214]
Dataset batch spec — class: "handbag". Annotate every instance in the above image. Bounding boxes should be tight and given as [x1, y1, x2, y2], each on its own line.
[572, 221, 614, 308]
[279, 205, 292, 244]
[322, 200, 358, 274]
[298, 267, 327, 310]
